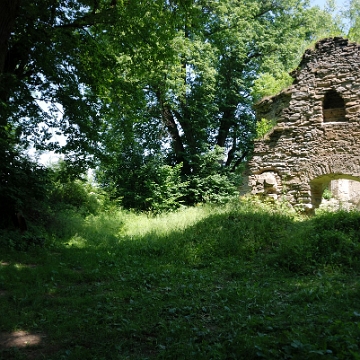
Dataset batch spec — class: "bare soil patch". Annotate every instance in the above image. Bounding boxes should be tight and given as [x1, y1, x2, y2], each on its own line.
[0, 331, 59, 360]
[0, 331, 44, 348]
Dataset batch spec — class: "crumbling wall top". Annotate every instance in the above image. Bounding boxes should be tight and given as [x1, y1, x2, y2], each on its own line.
[291, 37, 360, 80]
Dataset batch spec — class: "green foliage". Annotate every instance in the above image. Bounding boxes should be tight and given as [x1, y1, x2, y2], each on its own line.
[49, 160, 108, 216]
[0, 140, 53, 249]
[0, 0, 348, 214]
[251, 2, 345, 103]
[346, 0, 360, 42]
[313, 209, 360, 232]
[50, 179, 105, 215]
[272, 210, 360, 273]
[99, 0, 340, 181]
[252, 72, 293, 102]
[322, 188, 333, 200]
[0, 0, 116, 158]
[97, 146, 241, 212]
[1, 201, 360, 359]
[96, 0, 345, 212]
[0, 145, 51, 228]
[0, 156, 108, 249]
[255, 118, 277, 139]
[183, 147, 241, 205]
[96, 151, 185, 213]
[0, 230, 46, 251]
[185, 173, 239, 204]
[305, 0, 344, 41]
[140, 163, 186, 212]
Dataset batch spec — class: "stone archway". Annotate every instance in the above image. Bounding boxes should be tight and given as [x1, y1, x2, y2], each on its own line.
[303, 153, 360, 189]
[310, 174, 360, 209]
[242, 37, 360, 213]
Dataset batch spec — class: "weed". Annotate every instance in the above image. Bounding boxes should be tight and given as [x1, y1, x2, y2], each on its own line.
[322, 188, 333, 200]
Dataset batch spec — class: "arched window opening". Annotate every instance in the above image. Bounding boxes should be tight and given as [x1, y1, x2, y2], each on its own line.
[323, 90, 346, 122]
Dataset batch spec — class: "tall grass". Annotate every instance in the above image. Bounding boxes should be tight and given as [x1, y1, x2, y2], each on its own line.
[43, 198, 360, 272]
[1, 198, 360, 359]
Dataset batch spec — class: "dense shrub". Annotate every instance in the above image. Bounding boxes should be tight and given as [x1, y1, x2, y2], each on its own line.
[97, 147, 242, 212]
[312, 210, 360, 234]
[49, 160, 108, 215]
[0, 156, 108, 249]
[182, 147, 241, 205]
[96, 152, 186, 212]
[0, 148, 51, 229]
[184, 172, 240, 205]
[272, 210, 360, 273]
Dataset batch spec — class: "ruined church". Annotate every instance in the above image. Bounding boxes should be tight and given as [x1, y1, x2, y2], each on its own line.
[242, 37, 360, 212]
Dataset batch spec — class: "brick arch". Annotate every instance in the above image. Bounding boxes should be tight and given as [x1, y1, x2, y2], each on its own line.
[242, 37, 360, 213]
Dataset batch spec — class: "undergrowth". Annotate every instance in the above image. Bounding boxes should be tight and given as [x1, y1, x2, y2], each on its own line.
[1, 198, 360, 359]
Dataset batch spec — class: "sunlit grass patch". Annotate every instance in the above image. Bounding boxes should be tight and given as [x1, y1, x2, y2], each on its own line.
[66, 234, 88, 248]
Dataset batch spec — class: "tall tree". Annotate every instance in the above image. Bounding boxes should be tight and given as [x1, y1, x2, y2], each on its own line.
[0, 0, 121, 219]
[0, 0, 120, 160]
[0, 0, 344, 212]
[346, 0, 360, 42]
[100, 0, 340, 175]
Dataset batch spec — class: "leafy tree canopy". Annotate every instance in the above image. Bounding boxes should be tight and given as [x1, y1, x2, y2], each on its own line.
[96, 0, 346, 209]
[0, 0, 354, 211]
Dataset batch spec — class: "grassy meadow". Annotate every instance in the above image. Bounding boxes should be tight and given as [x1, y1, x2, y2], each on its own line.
[1, 198, 360, 359]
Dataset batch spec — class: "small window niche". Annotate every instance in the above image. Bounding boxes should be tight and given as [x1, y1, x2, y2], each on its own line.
[323, 89, 346, 122]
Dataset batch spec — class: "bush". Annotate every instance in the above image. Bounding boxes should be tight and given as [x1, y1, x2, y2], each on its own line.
[97, 146, 242, 212]
[182, 147, 241, 205]
[271, 210, 360, 272]
[322, 188, 333, 200]
[49, 160, 108, 215]
[255, 118, 276, 139]
[184, 172, 240, 205]
[312, 210, 360, 234]
[0, 148, 51, 229]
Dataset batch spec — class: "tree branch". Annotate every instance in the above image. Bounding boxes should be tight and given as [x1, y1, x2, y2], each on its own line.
[54, 1, 117, 29]
[156, 90, 185, 165]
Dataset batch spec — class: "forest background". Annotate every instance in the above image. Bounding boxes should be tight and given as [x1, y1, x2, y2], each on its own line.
[1, 0, 360, 219]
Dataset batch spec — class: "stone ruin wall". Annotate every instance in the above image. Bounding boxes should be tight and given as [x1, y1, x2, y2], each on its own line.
[242, 37, 360, 212]
[329, 179, 360, 208]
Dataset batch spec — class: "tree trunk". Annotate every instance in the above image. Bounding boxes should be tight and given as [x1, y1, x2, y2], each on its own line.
[216, 107, 235, 148]
[0, 0, 21, 75]
[0, 0, 21, 128]
[161, 105, 185, 163]
[156, 89, 185, 160]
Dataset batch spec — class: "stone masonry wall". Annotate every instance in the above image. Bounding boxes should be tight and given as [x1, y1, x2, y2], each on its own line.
[242, 37, 360, 212]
